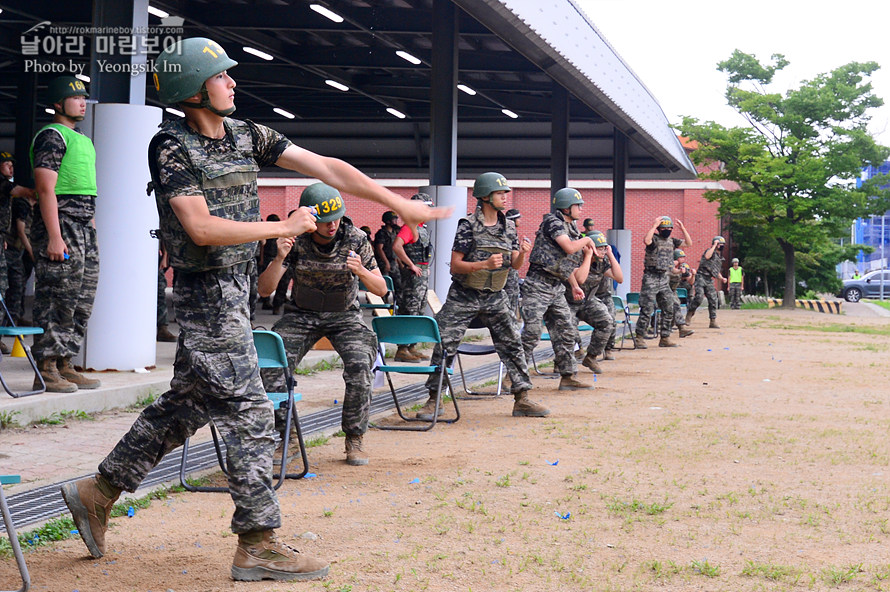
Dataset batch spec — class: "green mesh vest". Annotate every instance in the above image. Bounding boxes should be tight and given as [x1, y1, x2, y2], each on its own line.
[30, 123, 97, 196]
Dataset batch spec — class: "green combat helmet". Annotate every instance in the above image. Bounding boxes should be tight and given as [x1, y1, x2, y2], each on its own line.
[47, 76, 89, 120]
[300, 182, 345, 223]
[552, 187, 584, 210]
[0, 152, 14, 163]
[674, 248, 686, 259]
[589, 231, 608, 248]
[153, 37, 238, 116]
[658, 216, 673, 229]
[731, 257, 739, 264]
[472, 172, 511, 198]
[713, 235, 726, 244]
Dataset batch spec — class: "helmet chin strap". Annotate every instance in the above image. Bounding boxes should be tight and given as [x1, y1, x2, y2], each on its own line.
[179, 84, 236, 117]
[56, 101, 84, 122]
[482, 196, 505, 211]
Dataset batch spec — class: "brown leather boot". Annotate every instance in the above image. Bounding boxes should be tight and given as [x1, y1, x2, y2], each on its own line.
[415, 396, 444, 420]
[407, 345, 429, 361]
[344, 434, 369, 466]
[394, 345, 419, 363]
[60, 474, 120, 558]
[633, 334, 648, 349]
[678, 326, 695, 338]
[156, 325, 176, 342]
[558, 375, 594, 391]
[709, 318, 720, 329]
[58, 357, 101, 389]
[658, 336, 679, 347]
[232, 530, 330, 582]
[35, 357, 77, 393]
[512, 391, 550, 417]
[581, 353, 603, 374]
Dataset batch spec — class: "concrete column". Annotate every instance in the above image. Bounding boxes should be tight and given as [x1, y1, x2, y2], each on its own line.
[420, 185, 467, 304]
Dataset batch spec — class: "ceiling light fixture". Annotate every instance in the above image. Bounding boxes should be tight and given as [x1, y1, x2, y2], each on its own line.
[395, 50, 421, 65]
[274, 107, 295, 119]
[147, 6, 169, 19]
[165, 107, 185, 117]
[457, 84, 476, 96]
[310, 4, 344, 23]
[386, 107, 406, 119]
[502, 108, 519, 119]
[243, 46, 274, 61]
[325, 79, 349, 92]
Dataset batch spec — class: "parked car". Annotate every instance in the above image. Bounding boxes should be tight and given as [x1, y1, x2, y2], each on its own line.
[839, 270, 890, 302]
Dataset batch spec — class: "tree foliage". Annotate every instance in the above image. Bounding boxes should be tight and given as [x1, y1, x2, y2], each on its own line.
[679, 50, 890, 305]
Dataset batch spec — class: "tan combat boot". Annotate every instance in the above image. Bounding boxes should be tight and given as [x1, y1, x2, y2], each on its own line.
[573, 348, 584, 361]
[658, 336, 679, 347]
[394, 345, 419, 363]
[156, 325, 176, 342]
[511, 391, 550, 417]
[685, 310, 695, 325]
[678, 326, 695, 338]
[558, 375, 594, 391]
[632, 334, 648, 349]
[35, 357, 77, 393]
[344, 434, 369, 466]
[709, 318, 720, 329]
[232, 530, 330, 582]
[58, 357, 101, 389]
[602, 349, 615, 361]
[60, 473, 121, 558]
[581, 353, 603, 374]
[407, 345, 429, 361]
[415, 395, 444, 421]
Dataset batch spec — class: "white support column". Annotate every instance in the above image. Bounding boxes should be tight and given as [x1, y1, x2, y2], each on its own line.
[421, 184, 467, 305]
[80, 103, 162, 370]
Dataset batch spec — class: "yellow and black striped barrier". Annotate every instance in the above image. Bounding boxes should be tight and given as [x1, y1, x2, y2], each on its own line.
[767, 299, 843, 314]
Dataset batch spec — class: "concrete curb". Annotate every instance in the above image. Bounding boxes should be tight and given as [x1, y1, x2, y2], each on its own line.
[767, 298, 843, 314]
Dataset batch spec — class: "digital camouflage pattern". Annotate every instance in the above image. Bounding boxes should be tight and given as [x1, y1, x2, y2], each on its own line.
[4, 197, 32, 321]
[636, 270, 675, 339]
[264, 309, 376, 437]
[283, 220, 374, 312]
[697, 250, 724, 278]
[98, 115, 287, 535]
[450, 208, 517, 289]
[521, 272, 579, 377]
[30, 127, 99, 360]
[0, 179, 12, 296]
[157, 266, 169, 327]
[504, 267, 520, 317]
[689, 273, 721, 320]
[374, 224, 401, 297]
[643, 234, 682, 272]
[527, 211, 583, 281]
[568, 256, 614, 359]
[426, 283, 532, 394]
[100, 267, 281, 534]
[398, 264, 429, 317]
[149, 118, 289, 272]
[729, 282, 743, 309]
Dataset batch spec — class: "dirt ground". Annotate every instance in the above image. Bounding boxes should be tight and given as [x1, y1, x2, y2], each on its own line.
[3, 306, 890, 592]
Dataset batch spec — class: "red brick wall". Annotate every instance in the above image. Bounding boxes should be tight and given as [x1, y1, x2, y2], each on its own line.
[256, 181, 723, 292]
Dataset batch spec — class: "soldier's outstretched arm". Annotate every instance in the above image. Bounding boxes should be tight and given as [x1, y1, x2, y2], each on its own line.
[274, 145, 452, 234]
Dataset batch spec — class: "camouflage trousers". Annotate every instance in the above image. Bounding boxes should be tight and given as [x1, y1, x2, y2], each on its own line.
[569, 294, 614, 358]
[689, 274, 719, 319]
[157, 267, 169, 327]
[660, 288, 690, 333]
[4, 247, 25, 323]
[99, 267, 280, 534]
[637, 270, 674, 339]
[597, 293, 618, 351]
[263, 309, 376, 437]
[397, 264, 429, 317]
[729, 283, 742, 309]
[425, 283, 532, 394]
[31, 215, 99, 360]
[0, 245, 8, 305]
[504, 269, 520, 319]
[521, 272, 578, 377]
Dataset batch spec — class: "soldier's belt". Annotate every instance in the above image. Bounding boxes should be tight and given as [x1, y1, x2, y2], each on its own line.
[526, 269, 563, 286]
[292, 284, 351, 312]
[644, 267, 668, 274]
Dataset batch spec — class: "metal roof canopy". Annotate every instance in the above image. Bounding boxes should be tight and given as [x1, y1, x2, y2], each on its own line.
[0, 0, 696, 181]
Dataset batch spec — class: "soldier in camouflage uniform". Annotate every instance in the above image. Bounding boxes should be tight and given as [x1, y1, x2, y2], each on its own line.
[374, 210, 401, 306]
[520, 188, 595, 391]
[60, 37, 447, 583]
[569, 231, 623, 374]
[634, 216, 692, 349]
[686, 236, 727, 329]
[391, 193, 434, 362]
[503, 208, 523, 319]
[663, 249, 695, 338]
[29, 77, 102, 393]
[1, 153, 35, 337]
[417, 172, 549, 419]
[259, 183, 384, 466]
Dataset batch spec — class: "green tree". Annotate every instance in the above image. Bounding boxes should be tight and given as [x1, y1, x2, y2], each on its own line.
[679, 50, 890, 306]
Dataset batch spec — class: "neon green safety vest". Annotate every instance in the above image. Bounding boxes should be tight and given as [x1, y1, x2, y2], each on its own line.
[30, 123, 97, 196]
[729, 266, 743, 283]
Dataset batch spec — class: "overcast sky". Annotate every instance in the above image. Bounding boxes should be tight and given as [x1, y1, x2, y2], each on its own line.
[575, 1, 890, 145]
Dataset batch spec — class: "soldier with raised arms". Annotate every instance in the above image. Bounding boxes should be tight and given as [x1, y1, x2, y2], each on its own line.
[59, 37, 449, 583]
